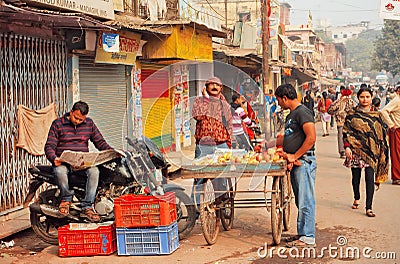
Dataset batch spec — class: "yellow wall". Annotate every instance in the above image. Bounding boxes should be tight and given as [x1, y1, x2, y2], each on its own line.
[142, 97, 172, 138]
[143, 26, 213, 61]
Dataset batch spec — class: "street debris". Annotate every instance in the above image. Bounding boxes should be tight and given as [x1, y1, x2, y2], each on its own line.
[0, 240, 15, 249]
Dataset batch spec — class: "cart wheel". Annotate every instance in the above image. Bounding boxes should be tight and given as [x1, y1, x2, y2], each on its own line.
[199, 179, 220, 245]
[271, 176, 283, 245]
[283, 172, 291, 231]
[221, 178, 234, 231]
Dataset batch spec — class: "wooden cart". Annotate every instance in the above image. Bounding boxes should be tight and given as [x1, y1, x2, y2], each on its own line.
[181, 160, 292, 245]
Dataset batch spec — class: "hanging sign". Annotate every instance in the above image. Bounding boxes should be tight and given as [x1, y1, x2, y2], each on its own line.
[380, 0, 400, 20]
[102, 33, 120, 52]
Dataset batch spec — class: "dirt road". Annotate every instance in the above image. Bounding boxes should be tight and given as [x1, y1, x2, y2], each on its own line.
[1, 127, 399, 263]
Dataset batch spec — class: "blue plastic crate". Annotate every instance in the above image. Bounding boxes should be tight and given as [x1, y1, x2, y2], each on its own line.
[116, 221, 179, 255]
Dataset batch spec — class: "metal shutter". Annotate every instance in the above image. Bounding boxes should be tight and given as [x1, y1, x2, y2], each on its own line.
[79, 57, 127, 149]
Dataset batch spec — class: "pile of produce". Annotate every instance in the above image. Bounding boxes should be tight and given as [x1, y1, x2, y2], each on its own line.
[192, 147, 284, 165]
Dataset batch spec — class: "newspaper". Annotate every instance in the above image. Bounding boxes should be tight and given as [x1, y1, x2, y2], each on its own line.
[60, 149, 119, 170]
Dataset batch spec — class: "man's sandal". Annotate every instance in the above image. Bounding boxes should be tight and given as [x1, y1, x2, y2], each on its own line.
[366, 209, 376, 217]
[284, 236, 299, 242]
[81, 208, 100, 222]
[59, 201, 71, 216]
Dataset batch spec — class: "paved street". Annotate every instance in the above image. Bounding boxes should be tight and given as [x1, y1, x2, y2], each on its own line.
[2, 125, 400, 264]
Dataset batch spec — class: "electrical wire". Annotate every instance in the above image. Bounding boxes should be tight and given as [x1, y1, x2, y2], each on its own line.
[203, 0, 225, 19]
[180, 0, 224, 20]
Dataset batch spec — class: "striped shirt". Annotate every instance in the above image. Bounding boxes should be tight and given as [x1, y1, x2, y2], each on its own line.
[232, 105, 251, 136]
[45, 113, 112, 165]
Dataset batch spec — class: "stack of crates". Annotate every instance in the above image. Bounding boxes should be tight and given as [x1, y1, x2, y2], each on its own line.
[58, 221, 117, 257]
[113, 192, 179, 255]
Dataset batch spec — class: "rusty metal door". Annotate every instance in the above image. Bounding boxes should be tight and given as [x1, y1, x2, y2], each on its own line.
[0, 33, 68, 214]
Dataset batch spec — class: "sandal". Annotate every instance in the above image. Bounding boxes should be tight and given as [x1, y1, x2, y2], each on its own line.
[366, 209, 376, 217]
[284, 236, 299, 242]
[351, 201, 360, 209]
[285, 239, 316, 248]
[80, 208, 100, 222]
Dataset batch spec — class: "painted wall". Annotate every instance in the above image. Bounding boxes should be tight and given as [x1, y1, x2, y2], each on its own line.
[142, 25, 213, 61]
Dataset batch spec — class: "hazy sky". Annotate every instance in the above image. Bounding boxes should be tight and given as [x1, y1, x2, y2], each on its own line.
[285, 0, 384, 28]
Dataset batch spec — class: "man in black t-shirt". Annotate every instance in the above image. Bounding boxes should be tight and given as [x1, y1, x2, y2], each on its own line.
[272, 83, 317, 247]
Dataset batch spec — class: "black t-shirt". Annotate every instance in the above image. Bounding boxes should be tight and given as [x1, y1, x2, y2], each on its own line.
[283, 104, 315, 154]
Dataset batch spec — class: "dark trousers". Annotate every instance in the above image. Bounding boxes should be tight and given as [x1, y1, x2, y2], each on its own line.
[351, 167, 375, 210]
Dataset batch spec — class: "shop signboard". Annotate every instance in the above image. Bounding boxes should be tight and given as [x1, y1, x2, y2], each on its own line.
[380, 0, 400, 20]
[95, 31, 141, 65]
[26, 0, 115, 20]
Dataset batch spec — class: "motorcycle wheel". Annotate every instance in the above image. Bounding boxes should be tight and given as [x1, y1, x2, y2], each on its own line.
[30, 189, 67, 245]
[174, 189, 196, 240]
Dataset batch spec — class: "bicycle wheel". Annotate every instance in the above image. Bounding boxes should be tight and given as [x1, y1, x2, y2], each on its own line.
[220, 178, 234, 231]
[199, 178, 220, 245]
[271, 176, 283, 245]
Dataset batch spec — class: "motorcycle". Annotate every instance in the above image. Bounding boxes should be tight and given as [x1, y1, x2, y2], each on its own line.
[23, 136, 196, 245]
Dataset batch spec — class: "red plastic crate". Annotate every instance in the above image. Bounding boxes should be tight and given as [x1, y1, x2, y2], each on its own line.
[58, 222, 117, 257]
[114, 192, 177, 228]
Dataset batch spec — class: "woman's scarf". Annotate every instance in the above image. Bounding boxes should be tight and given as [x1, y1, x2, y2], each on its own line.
[343, 107, 389, 184]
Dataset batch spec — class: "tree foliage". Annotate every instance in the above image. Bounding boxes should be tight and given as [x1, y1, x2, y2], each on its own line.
[346, 29, 381, 78]
[372, 20, 400, 77]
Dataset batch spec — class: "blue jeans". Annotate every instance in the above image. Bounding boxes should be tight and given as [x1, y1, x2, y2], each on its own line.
[290, 156, 317, 244]
[54, 165, 100, 209]
[192, 143, 229, 208]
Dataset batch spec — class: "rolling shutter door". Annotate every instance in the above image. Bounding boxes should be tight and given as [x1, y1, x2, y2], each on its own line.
[79, 57, 127, 149]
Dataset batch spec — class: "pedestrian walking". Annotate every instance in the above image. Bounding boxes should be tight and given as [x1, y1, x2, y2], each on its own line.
[266, 89, 278, 136]
[45, 101, 113, 222]
[302, 90, 315, 117]
[230, 93, 253, 150]
[343, 87, 389, 217]
[317, 91, 332, 137]
[380, 84, 400, 185]
[269, 83, 317, 247]
[371, 97, 381, 111]
[328, 87, 337, 128]
[327, 86, 357, 158]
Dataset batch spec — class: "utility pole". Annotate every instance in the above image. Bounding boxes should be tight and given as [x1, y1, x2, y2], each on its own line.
[225, 0, 228, 28]
[261, 0, 270, 140]
[261, 0, 270, 95]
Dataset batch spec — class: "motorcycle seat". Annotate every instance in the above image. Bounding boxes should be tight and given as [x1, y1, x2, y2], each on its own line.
[35, 165, 53, 174]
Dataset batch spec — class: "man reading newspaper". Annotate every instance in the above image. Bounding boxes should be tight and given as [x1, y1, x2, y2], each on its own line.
[45, 101, 113, 222]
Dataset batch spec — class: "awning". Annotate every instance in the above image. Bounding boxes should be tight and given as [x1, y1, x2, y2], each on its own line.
[320, 77, 340, 85]
[0, 2, 117, 30]
[144, 20, 227, 38]
[212, 42, 255, 57]
[107, 14, 173, 35]
[290, 67, 317, 84]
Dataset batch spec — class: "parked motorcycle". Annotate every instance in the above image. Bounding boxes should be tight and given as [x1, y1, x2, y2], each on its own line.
[23, 136, 196, 245]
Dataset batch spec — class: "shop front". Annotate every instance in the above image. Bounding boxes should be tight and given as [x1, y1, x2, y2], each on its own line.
[139, 21, 222, 151]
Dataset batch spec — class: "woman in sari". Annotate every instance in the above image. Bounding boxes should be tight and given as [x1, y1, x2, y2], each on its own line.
[343, 87, 389, 217]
